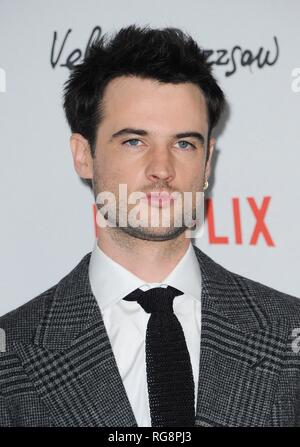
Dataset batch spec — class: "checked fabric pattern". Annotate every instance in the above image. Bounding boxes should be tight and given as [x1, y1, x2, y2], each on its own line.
[1, 244, 300, 426]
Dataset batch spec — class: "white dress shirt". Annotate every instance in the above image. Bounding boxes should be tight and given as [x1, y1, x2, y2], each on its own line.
[88, 240, 202, 427]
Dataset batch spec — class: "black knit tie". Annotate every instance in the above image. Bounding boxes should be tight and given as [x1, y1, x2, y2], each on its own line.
[123, 286, 195, 427]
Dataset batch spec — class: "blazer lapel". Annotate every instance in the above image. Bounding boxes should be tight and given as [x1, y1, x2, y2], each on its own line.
[13, 253, 138, 427]
[193, 246, 287, 427]
[12, 246, 287, 427]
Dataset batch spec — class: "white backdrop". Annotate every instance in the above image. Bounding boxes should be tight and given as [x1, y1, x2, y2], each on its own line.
[0, 0, 299, 316]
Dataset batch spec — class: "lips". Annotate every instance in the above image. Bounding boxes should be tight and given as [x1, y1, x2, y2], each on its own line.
[147, 191, 172, 199]
[145, 191, 174, 207]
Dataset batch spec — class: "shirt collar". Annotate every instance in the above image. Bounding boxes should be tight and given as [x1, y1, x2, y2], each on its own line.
[88, 239, 202, 311]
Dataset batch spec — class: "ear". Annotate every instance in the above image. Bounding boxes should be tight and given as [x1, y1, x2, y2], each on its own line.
[70, 133, 93, 179]
[204, 137, 215, 181]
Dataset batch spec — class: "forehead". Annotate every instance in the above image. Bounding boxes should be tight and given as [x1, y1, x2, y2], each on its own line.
[101, 75, 209, 132]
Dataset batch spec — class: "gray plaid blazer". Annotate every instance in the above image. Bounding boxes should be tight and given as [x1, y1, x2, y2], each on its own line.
[1, 245, 300, 427]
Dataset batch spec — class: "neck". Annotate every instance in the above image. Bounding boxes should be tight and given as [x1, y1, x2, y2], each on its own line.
[97, 227, 191, 282]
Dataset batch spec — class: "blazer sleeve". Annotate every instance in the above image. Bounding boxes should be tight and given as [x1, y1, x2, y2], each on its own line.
[0, 394, 13, 427]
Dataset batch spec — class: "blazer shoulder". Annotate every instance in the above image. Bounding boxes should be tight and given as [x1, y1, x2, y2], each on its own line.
[0, 283, 58, 347]
[193, 245, 300, 324]
[0, 251, 92, 347]
[219, 258, 300, 323]
[237, 266, 298, 300]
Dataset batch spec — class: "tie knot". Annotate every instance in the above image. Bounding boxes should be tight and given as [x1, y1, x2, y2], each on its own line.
[123, 286, 183, 314]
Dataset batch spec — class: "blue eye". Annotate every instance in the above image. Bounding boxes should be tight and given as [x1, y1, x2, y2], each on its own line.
[176, 140, 195, 150]
[121, 139, 196, 150]
[123, 139, 142, 147]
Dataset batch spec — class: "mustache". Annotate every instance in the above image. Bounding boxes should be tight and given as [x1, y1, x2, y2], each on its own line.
[141, 184, 176, 194]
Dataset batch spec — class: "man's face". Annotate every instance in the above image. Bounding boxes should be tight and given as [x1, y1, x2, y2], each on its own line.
[90, 75, 214, 241]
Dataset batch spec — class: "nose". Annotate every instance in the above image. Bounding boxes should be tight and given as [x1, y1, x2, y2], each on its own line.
[145, 145, 175, 185]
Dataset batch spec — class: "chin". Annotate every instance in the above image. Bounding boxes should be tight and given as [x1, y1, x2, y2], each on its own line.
[119, 225, 187, 241]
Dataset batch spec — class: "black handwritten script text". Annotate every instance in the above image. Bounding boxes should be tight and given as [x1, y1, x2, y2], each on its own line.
[203, 36, 279, 77]
[50, 26, 102, 70]
[50, 26, 279, 77]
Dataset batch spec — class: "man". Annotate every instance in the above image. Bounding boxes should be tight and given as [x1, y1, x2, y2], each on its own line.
[1, 25, 300, 427]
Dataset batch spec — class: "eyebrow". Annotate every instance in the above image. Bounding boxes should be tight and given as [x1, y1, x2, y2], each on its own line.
[110, 128, 205, 145]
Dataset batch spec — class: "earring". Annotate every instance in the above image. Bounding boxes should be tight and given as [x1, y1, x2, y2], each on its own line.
[203, 180, 209, 191]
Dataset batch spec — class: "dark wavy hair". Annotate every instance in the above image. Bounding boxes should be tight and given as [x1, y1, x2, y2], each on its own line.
[63, 24, 225, 157]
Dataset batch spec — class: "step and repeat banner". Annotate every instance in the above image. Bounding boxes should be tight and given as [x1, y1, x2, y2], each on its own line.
[0, 0, 299, 316]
